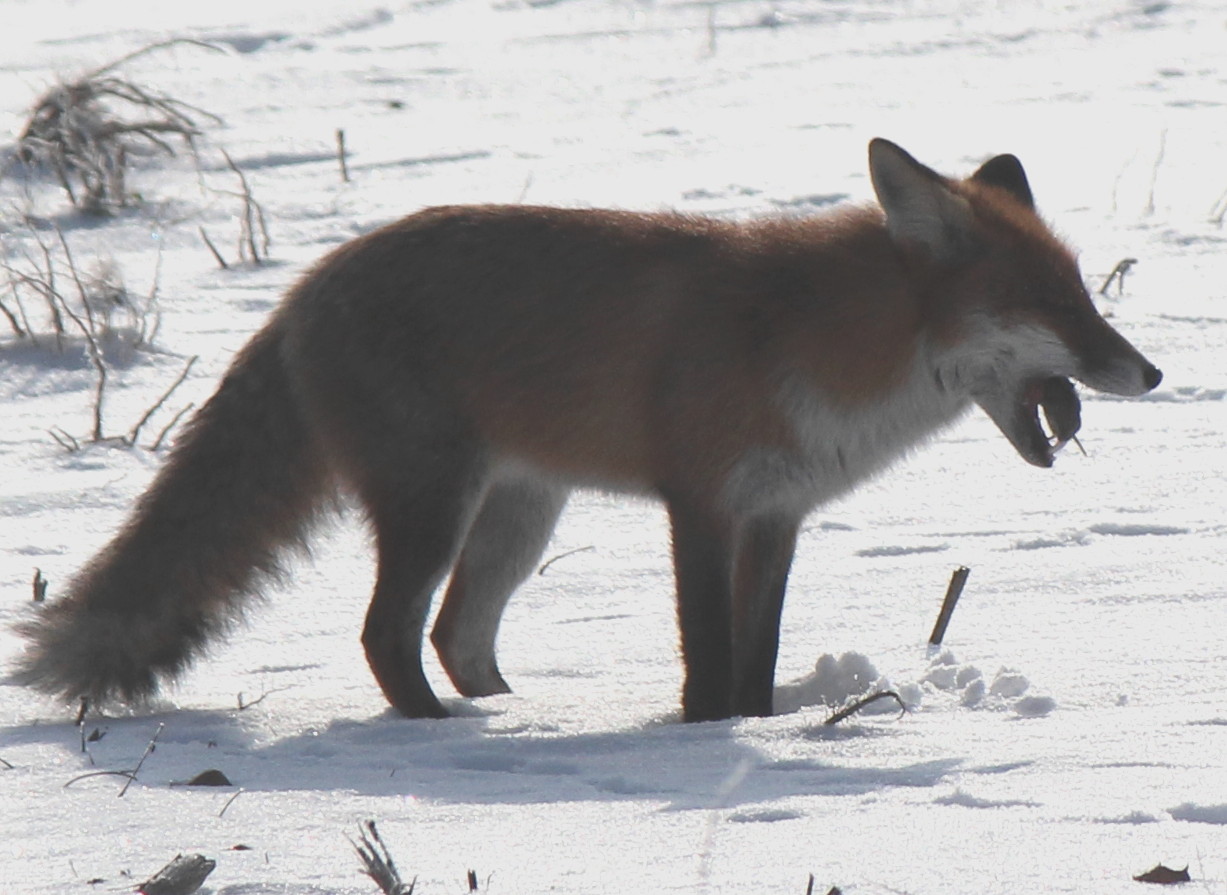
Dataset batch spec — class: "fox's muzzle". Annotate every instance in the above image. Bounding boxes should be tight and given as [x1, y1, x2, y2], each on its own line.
[1072, 315, 1163, 398]
[984, 325, 1161, 468]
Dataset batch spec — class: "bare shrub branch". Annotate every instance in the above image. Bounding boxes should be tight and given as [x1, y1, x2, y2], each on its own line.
[118, 722, 164, 797]
[149, 402, 194, 451]
[198, 226, 228, 269]
[126, 355, 197, 447]
[219, 149, 270, 264]
[1099, 258, 1138, 296]
[0, 221, 187, 448]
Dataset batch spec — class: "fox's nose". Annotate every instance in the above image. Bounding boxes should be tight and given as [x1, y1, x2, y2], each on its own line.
[1143, 364, 1162, 392]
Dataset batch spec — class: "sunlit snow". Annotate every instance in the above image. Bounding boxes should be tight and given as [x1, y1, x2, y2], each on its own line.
[2, 2, 1225, 893]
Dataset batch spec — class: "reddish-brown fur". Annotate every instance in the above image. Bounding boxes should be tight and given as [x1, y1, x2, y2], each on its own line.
[14, 140, 1160, 722]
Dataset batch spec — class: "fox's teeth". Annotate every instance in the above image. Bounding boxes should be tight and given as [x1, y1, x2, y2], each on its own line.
[1036, 398, 1058, 450]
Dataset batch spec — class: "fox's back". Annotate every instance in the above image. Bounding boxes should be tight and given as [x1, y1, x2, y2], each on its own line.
[279, 204, 918, 490]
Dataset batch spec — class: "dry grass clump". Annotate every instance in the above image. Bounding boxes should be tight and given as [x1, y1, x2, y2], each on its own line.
[15, 39, 223, 213]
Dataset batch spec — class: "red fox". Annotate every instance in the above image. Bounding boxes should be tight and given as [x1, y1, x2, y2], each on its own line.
[15, 139, 1161, 722]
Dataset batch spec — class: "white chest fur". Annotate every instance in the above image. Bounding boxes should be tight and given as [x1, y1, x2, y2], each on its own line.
[721, 345, 971, 520]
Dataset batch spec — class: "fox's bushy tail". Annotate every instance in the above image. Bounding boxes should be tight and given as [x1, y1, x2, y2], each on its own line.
[14, 318, 331, 707]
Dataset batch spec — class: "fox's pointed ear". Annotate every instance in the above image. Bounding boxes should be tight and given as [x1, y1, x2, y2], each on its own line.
[868, 138, 975, 263]
[970, 153, 1034, 209]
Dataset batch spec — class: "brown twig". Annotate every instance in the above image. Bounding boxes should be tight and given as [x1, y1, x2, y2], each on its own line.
[804, 877, 842, 895]
[0, 292, 24, 337]
[219, 148, 270, 264]
[538, 545, 595, 575]
[198, 226, 229, 269]
[32, 568, 48, 602]
[149, 402, 194, 451]
[49, 427, 80, 452]
[336, 128, 350, 183]
[929, 566, 970, 647]
[236, 686, 289, 711]
[118, 722, 164, 797]
[823, 691, 905, 726]
[1099, 258, 1138, 296]
[218, 789, 244, 818]
[64, 769, 135, 788]
[48, 226, 109, 441]
[127, 355, 197, 446]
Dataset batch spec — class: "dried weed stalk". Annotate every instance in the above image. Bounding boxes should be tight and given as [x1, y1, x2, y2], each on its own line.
[199, 149, 271, 267]
[1, 220, 159, 353]
[1, 222, 193, 450]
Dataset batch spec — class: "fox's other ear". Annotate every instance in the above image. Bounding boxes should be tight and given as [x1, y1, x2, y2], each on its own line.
[970, 153, 1034, 208]
[868, 138, 975, 263]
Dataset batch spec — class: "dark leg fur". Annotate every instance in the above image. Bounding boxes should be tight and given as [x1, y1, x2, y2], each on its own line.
[667, 498, 735, 722]
[360, 468, 487, 718]
[729, 516, 798, 717]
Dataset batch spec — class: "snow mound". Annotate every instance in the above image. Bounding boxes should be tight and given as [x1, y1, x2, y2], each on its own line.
[774, 652, 887, 714]
[775, 649, 1055, 720]
[921, 650, 1056, 717]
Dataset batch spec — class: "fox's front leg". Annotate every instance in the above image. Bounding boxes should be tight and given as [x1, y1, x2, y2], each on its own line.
[666, 497, 736, 722]
[729, 515, 799, 717]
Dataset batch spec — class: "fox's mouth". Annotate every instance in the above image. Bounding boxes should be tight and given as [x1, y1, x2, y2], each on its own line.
[977, 375, 1082, 468]
[1031, 376, 1081, 461]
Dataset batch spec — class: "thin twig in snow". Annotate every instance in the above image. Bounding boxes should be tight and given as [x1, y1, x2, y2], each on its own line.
[336, 128, 350, 183]
[199, 226, 229, 269]
[118, 722, 164, 797]
[823, 691, 906, 726]
[127, 355, 197, 446]
[150, 402, 194, 451]
[82, 38, 228, 81]
[218, 789, 244, 818]
[1099, 258, 1138, 296]
[538, 545, 595, 575]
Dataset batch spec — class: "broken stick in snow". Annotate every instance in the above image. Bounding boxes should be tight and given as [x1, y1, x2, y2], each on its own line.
[929, 566, 970, 647]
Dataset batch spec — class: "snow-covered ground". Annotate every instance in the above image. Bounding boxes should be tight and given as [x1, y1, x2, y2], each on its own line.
[2, 1, 1225, 892]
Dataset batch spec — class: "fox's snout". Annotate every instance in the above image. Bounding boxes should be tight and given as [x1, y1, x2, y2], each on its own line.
[1074, 320, 1162, 398]
[1081, 356, 1162, 397]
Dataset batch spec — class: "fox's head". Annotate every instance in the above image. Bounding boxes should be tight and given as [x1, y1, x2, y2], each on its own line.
[868, 138, 1162, 467]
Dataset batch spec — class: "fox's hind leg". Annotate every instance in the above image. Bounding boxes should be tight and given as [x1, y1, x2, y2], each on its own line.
[358, 456, 488, 719]
[432, 478, 568, 698]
